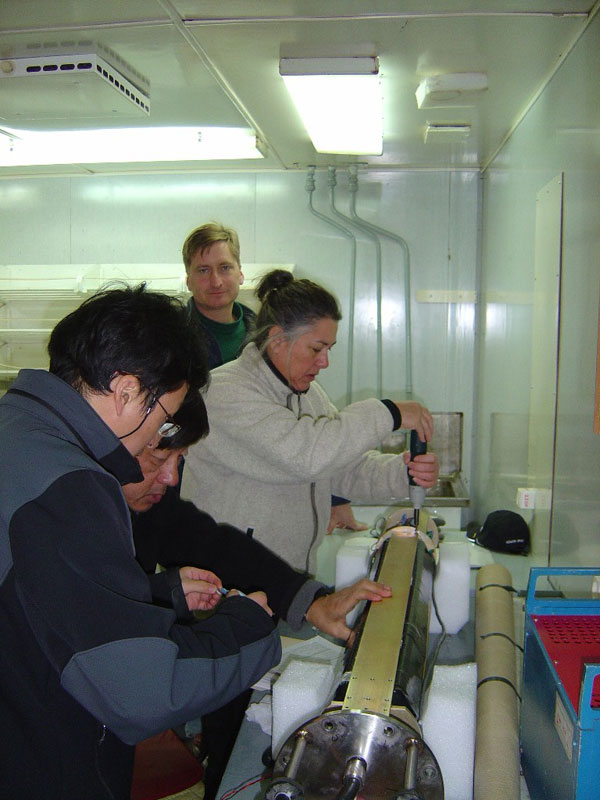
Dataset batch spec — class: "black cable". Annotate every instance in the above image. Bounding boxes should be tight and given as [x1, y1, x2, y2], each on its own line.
[477, 675, 521, 701]
[480, 631, 524, 653]
[419, 562, 447, 720]
[477, 582, 518, 594]
[336, 776, 362, 800]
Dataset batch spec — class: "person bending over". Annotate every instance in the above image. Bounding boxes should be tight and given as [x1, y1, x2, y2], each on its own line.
[0, 284, 281, 800]
[127, 391, 392, 798]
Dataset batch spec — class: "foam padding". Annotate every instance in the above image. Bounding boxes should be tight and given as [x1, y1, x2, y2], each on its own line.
[421, 663, 477, 800]
[271, 659, 337, 757]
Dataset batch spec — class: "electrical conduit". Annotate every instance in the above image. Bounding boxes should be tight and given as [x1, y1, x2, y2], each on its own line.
[328, 167, 384, 400]
[347, 165, 414, 399]
[306, 166, 357, 406]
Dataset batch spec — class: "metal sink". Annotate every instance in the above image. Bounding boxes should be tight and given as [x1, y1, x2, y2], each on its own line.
[424, 472, 469, 508]
[427, 479, 456, 498]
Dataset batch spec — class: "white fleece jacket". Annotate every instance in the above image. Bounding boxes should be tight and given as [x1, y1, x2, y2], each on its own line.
[181, 343, 411, 574]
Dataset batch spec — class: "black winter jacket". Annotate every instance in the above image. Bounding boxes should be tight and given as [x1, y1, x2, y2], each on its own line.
[131, 485, 328, 630]
[0, 370, 280, 800]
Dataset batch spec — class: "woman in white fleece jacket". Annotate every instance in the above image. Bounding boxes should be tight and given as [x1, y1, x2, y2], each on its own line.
[181, 270, 439, 575]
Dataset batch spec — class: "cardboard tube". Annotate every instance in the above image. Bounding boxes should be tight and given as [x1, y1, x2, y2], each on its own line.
[474, 564, 520, 800]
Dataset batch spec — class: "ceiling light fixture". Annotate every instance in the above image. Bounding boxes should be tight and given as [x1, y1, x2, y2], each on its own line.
[0, 126, 264, 167]
[279, 56, 383, 155]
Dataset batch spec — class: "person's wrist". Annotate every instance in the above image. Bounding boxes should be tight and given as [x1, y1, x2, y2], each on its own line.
[381, 399, 401, 429]
[305, 586, 333, 624]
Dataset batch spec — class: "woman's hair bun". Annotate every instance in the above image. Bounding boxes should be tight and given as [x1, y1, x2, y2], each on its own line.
[255, 269, 294, 302]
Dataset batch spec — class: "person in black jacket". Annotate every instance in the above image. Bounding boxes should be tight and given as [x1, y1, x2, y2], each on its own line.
[127, 391, 387, 636]
[0, 285, 281, 800]
[126, 391, 392, 798]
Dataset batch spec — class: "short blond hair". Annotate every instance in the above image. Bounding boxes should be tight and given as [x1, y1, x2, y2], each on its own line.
[182, 222, 241, 273]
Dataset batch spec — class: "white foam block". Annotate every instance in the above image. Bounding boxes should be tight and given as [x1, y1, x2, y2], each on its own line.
[429, 542, 470, 634]
[271, 659, 337, 757]
[335, 536, 374, 627]
[421, 663, 477, 800]
[334, 536, 374, 589]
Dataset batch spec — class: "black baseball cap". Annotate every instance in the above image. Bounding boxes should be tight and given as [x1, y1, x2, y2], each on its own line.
[470, 510, 530, 555]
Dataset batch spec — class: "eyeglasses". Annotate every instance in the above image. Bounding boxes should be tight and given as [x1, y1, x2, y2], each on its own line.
[118, 392, 181, 440]
[154, 396, 181, 439]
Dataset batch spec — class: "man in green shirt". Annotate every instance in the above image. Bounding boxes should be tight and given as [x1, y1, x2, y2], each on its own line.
[183, 222, 255, 368]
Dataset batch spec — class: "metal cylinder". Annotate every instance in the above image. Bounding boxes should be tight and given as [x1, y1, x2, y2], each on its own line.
[336, 757, 366, 800]
[265, 778, 305, 800]
[404, 738, 420, 790]
[285, 730, 310, 779]
[267, 537, 443, 799]
[335, 538, 434, 718]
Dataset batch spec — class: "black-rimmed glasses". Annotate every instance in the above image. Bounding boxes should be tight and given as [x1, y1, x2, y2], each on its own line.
[118, 393, 181, 440]
[154, 396, 181, 439]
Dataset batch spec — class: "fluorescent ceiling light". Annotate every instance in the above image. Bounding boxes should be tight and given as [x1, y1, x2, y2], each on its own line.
[0, 126, 264, 167]
[280, 56, 383, 155]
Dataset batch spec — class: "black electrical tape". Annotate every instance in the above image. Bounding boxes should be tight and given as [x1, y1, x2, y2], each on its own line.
[477, 583, 518, 594]
[479, 631, 524, 653]
[477, 675, 521, 701]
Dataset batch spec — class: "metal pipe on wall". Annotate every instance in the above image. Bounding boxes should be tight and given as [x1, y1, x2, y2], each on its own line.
[347, 165, 414, 399]
[306, 166, 357, 406]
[328, 166, 383, 400]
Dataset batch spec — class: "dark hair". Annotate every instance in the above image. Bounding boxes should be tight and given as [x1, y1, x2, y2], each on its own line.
[182, 222, 241, 273]
[252, 270, 341, 350]
[157, 388, 209, 450]
[48, 283, 209, 402]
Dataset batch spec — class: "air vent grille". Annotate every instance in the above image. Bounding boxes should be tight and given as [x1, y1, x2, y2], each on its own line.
[0, 44, 150, 117]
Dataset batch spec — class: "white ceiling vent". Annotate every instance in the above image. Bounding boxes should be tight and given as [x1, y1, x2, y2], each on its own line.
[416, 73, 487, 109]
[0, 42, 150, 125]
[424, 123, 472, 143]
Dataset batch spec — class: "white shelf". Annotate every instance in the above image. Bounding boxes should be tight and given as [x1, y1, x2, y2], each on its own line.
[0, 262, 295, 374]
[0, 262, 294, 296]
[0, 329, 53, 336]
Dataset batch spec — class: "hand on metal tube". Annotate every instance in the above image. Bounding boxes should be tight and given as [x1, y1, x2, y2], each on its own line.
[305, 578, 392, 644]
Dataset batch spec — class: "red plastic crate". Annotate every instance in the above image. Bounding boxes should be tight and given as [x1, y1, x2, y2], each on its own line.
[534, 615, 600, 712]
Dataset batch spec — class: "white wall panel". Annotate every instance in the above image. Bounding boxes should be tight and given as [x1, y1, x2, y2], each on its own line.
[1, 168, 479, 501]
[478, 13, 600, 564]
[0, 181, 73, 262]
[69, 175, 259, 265]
